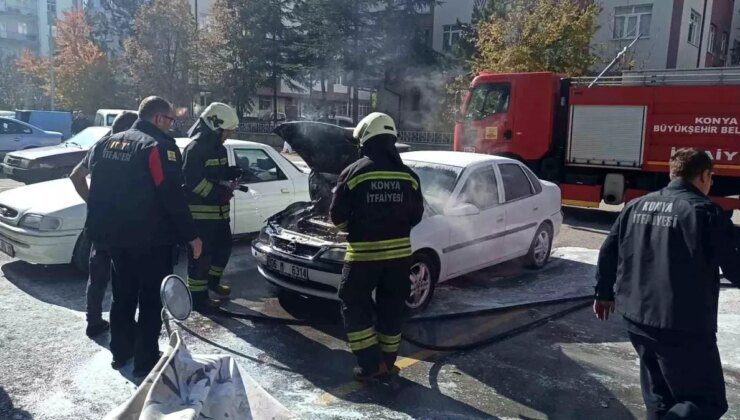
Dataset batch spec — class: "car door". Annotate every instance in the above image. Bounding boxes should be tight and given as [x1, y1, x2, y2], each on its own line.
[230, 147, 295, 234]
[445, 164, 507, 276]
[0, 119, 33, 154]
[498, 162, 539, 258]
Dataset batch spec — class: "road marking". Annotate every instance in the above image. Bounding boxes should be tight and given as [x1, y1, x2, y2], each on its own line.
[316, 310, 523, 406]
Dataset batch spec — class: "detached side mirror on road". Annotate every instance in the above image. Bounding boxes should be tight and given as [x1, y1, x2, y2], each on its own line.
[444, 203, 480, 217]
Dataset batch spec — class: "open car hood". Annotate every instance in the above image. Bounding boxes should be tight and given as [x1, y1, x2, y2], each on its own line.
[273, 122, 359, 175]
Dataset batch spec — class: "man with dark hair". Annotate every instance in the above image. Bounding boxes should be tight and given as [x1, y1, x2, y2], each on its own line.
[86, 96, 202, 377]
[70, 110, 138, 338]
[595, 147, 740, 419]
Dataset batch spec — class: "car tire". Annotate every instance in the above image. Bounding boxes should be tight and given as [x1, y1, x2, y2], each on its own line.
[524, 223, 553, 269]
[406, 252, 439, 314]
[72, 231, 91, 274]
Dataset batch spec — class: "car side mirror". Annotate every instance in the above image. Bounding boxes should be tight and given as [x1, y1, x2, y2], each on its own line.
[444, 203, 480, 217]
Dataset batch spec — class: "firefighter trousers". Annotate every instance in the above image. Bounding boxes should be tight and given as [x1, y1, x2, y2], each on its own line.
[187, 221, 232, 305]
[627, 320, 728, 420]
[109, 245, 173, 372]
[338, 257, 411, 372]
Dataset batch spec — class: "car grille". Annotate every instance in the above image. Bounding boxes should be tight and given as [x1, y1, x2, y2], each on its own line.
[0, 204, 19, 218]
[271, 236, 321, 258]
[5, 156, 23, 168]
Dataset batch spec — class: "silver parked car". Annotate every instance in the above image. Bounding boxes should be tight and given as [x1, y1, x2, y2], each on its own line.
[0, 117, 63, 159]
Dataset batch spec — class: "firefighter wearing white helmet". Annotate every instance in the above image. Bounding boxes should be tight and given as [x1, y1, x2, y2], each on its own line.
[330, 112, 424, 381]
[182, 103, 241, 311]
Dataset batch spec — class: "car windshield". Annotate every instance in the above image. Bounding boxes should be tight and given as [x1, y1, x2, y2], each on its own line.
[405, 160, 461, 212]
[63, 126, 111, 148]
[106, 114, 118, 125]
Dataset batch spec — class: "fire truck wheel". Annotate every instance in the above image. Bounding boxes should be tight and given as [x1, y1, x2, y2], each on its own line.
[524, 223, 553, 269]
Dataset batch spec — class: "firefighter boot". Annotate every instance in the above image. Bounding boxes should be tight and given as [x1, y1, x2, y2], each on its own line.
[353, 362, 389, 382]
[383, 352, 401, 375]
[210, 284, 231, 297]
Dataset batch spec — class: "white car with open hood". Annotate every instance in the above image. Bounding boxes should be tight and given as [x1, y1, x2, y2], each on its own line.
[252, 122, 563, 312]
[0, 139, 309, 271]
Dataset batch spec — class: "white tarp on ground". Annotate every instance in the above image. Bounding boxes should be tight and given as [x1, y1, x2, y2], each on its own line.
[105, 331, 293, 420]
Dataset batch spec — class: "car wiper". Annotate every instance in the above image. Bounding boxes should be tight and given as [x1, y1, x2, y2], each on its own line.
[67, 142, 81, 148]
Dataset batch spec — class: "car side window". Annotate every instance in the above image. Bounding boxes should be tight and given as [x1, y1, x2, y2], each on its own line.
[0, 120, 31, 135]
[458, 167, 499, 209]
[233, 148, 287, 183]
[520, 165, 543, 194]
[500, 163, 534, 202]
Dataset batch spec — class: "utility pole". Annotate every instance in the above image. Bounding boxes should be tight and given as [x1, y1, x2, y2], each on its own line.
[48, 1, 55, 111]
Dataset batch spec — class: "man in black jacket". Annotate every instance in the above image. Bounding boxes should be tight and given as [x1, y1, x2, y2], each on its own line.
[330, 112, 424, 381]
[87, 96, 202, 377]
[70, 110, 138, 338]
[595, 148, 740, 419]
[182, 102, 239, 311]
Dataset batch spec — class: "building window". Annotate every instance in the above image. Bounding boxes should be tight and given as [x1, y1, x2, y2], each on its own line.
[613, 4, 652, 39]
[411, 89, 421, 112]
[731, 39, 740, 65]
[688, 10, 701, 46]
[720, 32, 728, 56]
[442, 24, 461, 52]
[708, 24, 716, 53]
[258, 97, 271, 111]
[17, 22, 28, 35]
[0, 23, 6, 38]
[47, 0, 57, 20]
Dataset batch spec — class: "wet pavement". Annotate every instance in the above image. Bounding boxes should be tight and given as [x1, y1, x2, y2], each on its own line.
[0, 207, 739, 419]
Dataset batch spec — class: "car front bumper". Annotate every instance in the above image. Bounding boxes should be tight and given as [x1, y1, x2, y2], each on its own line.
[251, 240, 343, 301]
[0, 220, 80, 265]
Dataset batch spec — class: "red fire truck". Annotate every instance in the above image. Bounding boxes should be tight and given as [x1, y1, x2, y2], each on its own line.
[453, 70, 740, 211]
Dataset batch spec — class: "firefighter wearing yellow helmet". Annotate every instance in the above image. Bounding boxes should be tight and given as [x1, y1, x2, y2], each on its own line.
[330, 112, 424, 380]
[182, 102, 240, 311]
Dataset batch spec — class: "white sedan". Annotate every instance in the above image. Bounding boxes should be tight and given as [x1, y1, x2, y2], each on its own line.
[252, 150, 563, 312]
[0, 140, 309, 271]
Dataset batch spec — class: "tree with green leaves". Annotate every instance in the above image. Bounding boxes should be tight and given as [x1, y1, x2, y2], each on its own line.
[473, 0, 600, 76]
[124, 0, 197, 107]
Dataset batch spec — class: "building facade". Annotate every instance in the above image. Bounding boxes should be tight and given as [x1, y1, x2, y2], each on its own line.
[592, 0, 735, 70]
[0, 0, 80, 57]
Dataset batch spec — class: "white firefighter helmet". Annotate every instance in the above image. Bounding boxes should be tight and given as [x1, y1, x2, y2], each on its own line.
[201, 102, 239, 131]
[353, 112, 397, 145]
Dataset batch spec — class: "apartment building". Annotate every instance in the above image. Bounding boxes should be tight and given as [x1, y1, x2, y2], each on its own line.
[0, 0, 40, 57]
[431, 0, 735, 70]
[592, 0, 734, 70]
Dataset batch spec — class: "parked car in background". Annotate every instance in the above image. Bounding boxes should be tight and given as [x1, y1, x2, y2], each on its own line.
[316, 115, 355, 128]
[0, 117, 63, 160]
[94, 109, 136, 127]
[0, 111, 15, 118]
[253, 122, 563, 312]
[0, 139, 309, 272]
[1, 126, 111, 184]
[14, 110, 72, 140]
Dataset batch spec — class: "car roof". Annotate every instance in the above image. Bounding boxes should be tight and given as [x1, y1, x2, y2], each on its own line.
[401, 151, 515, 168]
[96, 109, 134, 114]
[174, 138, 271, 150]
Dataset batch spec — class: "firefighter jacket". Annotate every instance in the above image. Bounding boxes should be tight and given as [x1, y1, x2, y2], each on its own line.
[86, 119, 197, 248]
[329, 135, 424, 262]
[595, 180, 740, 333]
[182, 119, 232, 222]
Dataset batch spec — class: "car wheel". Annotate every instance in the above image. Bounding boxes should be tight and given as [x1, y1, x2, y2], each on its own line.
[72, 231, 91, 274]
[524, 223, 553, 269]
[406, 252, 438, 314]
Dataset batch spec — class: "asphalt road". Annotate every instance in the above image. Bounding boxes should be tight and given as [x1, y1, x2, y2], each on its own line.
[0, 174, 738, 419]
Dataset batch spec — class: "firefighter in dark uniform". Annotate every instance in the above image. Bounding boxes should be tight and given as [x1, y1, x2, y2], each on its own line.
[330, 112, 424, 380]
[595, 148, 740, 419]
[86, 96, 202, 377]
[182, 103, 240, 311]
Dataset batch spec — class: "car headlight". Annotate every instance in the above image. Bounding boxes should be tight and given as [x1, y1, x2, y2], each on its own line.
[19, 159, 31, 169]
[319, 247, 346, 262]
[19, 214, 62, 231]
[258, 227, 270, 244]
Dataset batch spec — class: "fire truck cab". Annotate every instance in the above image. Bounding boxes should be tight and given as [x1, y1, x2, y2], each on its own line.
[454, 70, 740, 211]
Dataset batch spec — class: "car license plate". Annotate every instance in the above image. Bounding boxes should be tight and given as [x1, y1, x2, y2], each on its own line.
[3, 166, 13, 175]
[0, 238, 15, 257]
[267, 256, 308, 281]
